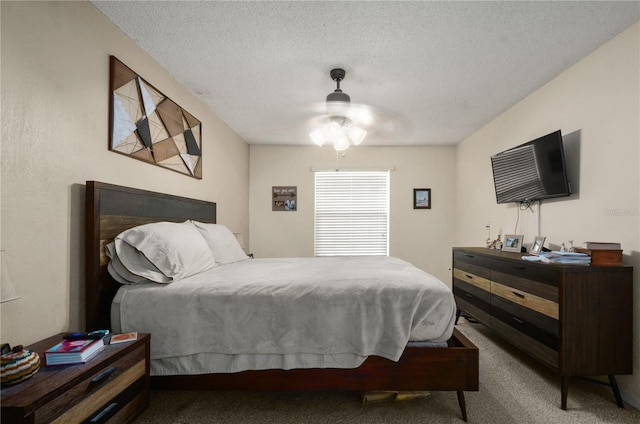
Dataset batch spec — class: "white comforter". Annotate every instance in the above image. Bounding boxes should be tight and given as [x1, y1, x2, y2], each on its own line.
[114, 256, 456, 373]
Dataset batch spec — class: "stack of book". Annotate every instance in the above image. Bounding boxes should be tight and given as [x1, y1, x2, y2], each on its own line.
[45, 337, 105, 366]
[574, 242, 623, 266]
[44, 331, 138, 366]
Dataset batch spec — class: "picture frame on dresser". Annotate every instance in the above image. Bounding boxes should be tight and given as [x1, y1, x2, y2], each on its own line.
[530, 236, 546, 256]
[502, 234, 524, 252]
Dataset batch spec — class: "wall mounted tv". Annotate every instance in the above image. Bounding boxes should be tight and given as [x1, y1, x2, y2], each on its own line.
[491, 130, 571, 204]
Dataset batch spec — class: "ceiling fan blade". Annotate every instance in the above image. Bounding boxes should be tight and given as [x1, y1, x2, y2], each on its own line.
[244, 97, 412, 145]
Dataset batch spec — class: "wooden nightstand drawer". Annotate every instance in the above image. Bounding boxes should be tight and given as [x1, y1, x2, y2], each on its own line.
[1, 333, 150, 424]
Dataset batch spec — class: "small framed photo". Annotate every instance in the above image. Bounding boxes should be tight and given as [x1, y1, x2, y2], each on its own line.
[413, 188, 431, 209]
[503, 234, 524, 252]
[272, 186, 297, 211]
[530, 236, 546, 256]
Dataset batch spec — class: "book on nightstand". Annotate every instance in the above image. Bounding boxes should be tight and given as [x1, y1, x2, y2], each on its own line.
[109, 332, 138, 344]
[44, 337, 105, 365]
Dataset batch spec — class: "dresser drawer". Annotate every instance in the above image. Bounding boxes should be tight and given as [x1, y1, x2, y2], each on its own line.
[491, 294, 558, 349]
[454, 280, 490, 310]
[453, 267, 491, 325]
[36, 343, 146, 423]
[453, 268, 490, 291]
[491, 270, 558, 303]
[490, 258, 558, 287]
[453, 251, 492, 278]
[490, 317, 559, 370]
[491, 281, 558, 319]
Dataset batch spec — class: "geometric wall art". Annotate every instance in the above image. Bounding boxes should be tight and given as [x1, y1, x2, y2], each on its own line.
[109, 56, 202, 178]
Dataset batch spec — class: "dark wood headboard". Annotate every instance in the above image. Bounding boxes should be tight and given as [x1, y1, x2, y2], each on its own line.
[85, 181, 216, 331]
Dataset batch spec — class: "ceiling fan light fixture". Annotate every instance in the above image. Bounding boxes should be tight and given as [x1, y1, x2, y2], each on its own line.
[310, 68, 368, 152]
[333, 133, 351, 152]
[348, 126, 367, 145]
[325, 120, 342, 140]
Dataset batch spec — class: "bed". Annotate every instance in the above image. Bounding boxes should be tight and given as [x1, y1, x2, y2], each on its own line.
[85, 181, 478, 421]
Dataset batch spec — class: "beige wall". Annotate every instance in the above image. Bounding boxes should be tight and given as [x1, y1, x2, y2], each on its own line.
[455, 23, 640, 407]
[249, 145, 457, 284]
[1, 1, 249, 345]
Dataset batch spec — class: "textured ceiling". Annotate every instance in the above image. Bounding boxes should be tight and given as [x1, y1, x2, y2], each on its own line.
[91, 1, 640, 146]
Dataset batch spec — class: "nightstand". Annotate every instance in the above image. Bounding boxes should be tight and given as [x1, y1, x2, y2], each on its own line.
[1, 333, 150, 423]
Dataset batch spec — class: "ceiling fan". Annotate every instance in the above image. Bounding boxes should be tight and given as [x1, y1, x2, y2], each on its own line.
[309, 68, 372, 151]
[242, 67, 409, 147]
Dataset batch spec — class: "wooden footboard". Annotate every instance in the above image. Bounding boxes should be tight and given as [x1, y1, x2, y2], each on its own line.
[151, 328, 478, 420]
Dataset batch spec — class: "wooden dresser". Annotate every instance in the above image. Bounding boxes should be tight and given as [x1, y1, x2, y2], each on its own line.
[452, 247, 633, 409]
[1, 333, 150, 423]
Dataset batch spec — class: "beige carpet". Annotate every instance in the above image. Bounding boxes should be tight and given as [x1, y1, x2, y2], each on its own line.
[134, 322, 640, 423]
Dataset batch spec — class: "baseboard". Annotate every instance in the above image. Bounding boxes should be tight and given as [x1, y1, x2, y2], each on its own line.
[622, 392, 640, 411]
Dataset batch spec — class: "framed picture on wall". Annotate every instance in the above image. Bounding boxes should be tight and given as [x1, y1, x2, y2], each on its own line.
[413, 188, 431, 209]
[503, 234, 524, 252]
[272, 186, 297, 211]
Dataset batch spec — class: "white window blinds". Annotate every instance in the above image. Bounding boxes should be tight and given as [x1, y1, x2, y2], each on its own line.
[314, 171, 389, 256]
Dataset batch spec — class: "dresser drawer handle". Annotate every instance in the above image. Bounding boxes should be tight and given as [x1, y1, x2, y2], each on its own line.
[89, 402, 118, 423]
[464, 293, 474, 299]
[512, 317, 525, 325]
[512, 291, 525, 299]
[90, 366, 117, 385]
[465, 274, 474, 279]
[465, 254, 475, 259]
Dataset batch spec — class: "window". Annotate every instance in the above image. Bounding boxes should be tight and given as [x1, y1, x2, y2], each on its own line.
[314, 171, 389, 256]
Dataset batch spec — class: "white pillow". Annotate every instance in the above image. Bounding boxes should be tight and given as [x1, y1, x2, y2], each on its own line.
[105, 242, 151, 284]
[190, 221, 249, 264]
[115, 221, 217, 283]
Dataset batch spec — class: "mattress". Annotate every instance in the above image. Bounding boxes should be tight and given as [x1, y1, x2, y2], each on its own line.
[111, 256, 456, 376]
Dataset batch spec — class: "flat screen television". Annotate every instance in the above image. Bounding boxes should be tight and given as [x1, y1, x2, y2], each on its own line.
[490, 130, 571, 204]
